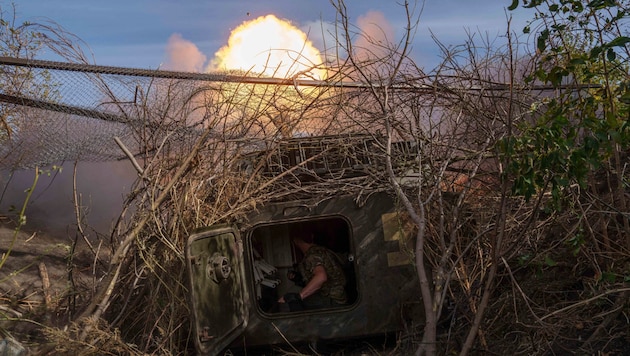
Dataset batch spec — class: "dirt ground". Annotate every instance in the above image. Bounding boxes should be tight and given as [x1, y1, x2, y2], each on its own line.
[0, 221, 103, 350]
[3, 219, 630, 355]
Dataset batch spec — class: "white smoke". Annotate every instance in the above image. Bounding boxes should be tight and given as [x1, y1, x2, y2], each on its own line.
[354, 11, 395, 62]
[163, 33, 207, 72]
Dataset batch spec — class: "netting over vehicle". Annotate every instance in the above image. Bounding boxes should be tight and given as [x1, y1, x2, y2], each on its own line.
[0, 57, 372, 171]
[0, 58, 144, 169]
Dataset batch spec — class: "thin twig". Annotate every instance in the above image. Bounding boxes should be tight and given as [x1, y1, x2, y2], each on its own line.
[540, 288, 630, 321]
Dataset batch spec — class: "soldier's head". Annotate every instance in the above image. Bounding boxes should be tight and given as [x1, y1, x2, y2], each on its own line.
[291, 230, 315, 252]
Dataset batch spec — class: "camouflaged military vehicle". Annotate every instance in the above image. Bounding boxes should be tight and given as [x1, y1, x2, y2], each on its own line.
[185, 134, 423, 355]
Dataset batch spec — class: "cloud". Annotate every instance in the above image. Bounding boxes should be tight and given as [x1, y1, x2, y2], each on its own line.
[354, 11, 395, 61]
[163, 33, 207, 72]
[299, 12, 396, 69]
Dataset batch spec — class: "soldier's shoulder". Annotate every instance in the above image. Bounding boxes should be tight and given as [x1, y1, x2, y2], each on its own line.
[311, 245, 329, 254]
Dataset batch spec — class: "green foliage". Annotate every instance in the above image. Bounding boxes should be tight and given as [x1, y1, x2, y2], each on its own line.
[515, 252, 559, 275]
[517, 252, 533, 266]
[500, 0, 630, 205]
[598, 270, 617, 283]
[566, 228, 585, 255]
[544, 254, 557, 267]
[0, 167, 42, 272]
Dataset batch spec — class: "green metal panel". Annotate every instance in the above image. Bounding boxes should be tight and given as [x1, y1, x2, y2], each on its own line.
[186, 226, 249, 356]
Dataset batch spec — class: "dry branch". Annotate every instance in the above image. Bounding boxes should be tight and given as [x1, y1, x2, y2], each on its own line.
[38, 262, 53, 312]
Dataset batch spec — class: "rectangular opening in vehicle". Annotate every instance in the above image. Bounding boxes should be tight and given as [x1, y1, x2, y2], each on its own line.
[249, 217, 357, 314]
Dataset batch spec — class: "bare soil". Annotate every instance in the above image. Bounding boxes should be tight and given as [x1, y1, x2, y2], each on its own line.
[0, 221, 104, 349]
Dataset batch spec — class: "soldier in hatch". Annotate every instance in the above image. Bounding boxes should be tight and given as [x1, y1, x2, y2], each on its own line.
[278, 232, 347, 311]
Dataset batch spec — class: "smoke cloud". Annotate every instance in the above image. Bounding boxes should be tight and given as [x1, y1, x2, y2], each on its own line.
[354, 11, 395, 69]
[163, 33, 207, 72]
[300, 20, 341, 64]
[0, 161, 136, 238]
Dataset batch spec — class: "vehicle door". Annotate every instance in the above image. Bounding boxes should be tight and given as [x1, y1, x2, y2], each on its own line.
[186, 226, 249, 355]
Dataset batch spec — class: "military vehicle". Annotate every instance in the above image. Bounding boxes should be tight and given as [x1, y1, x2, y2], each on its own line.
[185, 134, 423, 355]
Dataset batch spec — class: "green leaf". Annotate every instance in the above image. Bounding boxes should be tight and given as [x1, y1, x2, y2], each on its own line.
[569, 57, 586, 65]
[508, 0, 519, 11]
[600, 271, 616, 283]
[608, 36, 630, 48]
[589, 46, 603, 59]
[544, 255, 557, 267]
[537, 29, 549, 53]
[518, 253, 531, 266]
[619, 91, 630, 104]
[606, 48, 617, 61]
[524, 0, 543, 8]
[588, 0, 615, 9]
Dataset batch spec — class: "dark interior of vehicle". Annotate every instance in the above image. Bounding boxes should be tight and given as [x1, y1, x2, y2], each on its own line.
[250, 217, 357, 313]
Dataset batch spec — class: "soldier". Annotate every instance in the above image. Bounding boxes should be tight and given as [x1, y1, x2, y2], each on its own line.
[278, 232, 347, 311]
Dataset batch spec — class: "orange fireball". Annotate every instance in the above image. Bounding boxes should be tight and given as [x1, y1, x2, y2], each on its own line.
[209, 15, 326, 80]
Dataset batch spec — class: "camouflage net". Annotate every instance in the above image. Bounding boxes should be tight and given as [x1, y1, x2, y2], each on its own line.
[0, 56, 377, 171]
[0, 57, 144, 168]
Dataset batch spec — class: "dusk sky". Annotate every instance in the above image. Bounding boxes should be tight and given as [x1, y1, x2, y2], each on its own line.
[14, 1, 533, 71]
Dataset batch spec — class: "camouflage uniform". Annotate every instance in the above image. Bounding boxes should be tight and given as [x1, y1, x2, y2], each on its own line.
[298, 245, 347, 306]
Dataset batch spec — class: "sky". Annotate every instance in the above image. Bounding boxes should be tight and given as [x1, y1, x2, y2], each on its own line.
[13, 0, 533, 71]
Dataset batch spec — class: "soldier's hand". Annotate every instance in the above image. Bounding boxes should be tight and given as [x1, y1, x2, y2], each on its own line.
[283, 292, 302, 303]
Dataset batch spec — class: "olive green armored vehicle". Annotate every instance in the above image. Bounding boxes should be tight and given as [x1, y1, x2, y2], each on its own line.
[185, 134, 423, 355]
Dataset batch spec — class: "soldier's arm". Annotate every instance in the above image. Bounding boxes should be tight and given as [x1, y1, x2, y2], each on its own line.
[299, 265, 327, 300]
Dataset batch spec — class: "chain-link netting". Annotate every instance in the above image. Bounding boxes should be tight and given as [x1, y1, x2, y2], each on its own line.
[0, 58, 148, 169]
[0, 57, 364, 171]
